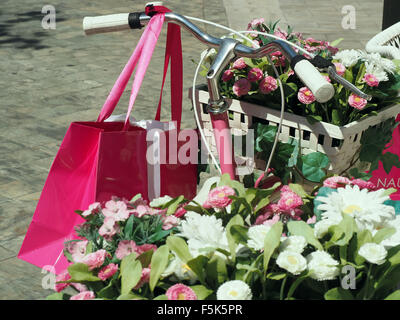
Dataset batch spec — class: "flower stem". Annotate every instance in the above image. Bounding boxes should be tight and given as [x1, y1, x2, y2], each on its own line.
[363, 264, 373, 300]
[280, 276, 287, 300]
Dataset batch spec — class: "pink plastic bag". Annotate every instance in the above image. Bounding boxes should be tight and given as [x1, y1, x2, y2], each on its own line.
[18, 12, 197, 274]
[369, 114, 400, 200]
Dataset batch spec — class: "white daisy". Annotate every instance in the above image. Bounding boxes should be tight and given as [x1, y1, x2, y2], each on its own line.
[276, 251, 307, 275]
[178, 212, 229, 256]
[216, 280, 252, 300]
[316, 185, 395, 233]
[279, 235, 307, 253]
[358, 243, 387, 265]
[162, 254, 198, 283]
[333, 49, 361, 67]
[246, 224, 271, 251]
[306, 251, 340, 281]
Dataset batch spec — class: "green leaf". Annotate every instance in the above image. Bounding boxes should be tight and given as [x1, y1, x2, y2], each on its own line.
[136, 250, 154, 268]
[299, 152, 330, 182]
[324, 287, 354, 300]
[287, 220, 323, 250]
[306, 115, 323, 125]
[385, 290, 400, 300]
[130, 193, 142, 203]
[190, 285, 213, 300]
[286, 271, 310, 299]
[166, 236, 192, 263]
[373, 227, 396, 244]
[329, 38, 344, 47]
[349, 167, 372, 180]
[120, 253, 142, 295]
[263, 221, 283, 272]
[46, 292, 67, 300]
[166, 195, 185, 216]
[117, 293, 148, 300]
[381, 152, 400, 174]
[153, 294, 168, 300]
[67, 263, 101, 282]
[97, 278, 118, 299]
[266, 272, 287, 280]
[205, 254, 228, 287]
[226, 215, 244, 260]
[288, 183, 308, 198]
[149, 245, 170, 292]
[230, 225, 249, 245]
[187, 255, 209, 285]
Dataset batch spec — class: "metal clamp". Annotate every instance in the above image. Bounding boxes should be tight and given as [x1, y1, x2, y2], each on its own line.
[206, 38, 238, 114]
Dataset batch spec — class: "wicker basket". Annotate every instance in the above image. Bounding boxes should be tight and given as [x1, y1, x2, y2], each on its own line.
[189, 85, 400, 175]
[366, 21, 400, 59]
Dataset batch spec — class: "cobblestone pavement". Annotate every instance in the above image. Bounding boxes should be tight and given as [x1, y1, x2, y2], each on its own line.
[0, 0, 385, 299]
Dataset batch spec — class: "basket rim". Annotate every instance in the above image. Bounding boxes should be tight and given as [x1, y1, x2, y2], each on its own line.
[190, 85, 400, 140]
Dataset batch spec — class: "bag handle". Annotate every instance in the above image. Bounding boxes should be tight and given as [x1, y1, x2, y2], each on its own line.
[154, 23, 183, 131]
[97, 14, 164, 123]
[97, 6, 183, 132]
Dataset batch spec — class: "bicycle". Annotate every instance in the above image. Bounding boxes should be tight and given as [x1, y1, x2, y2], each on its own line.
[82, 2, 372, 186]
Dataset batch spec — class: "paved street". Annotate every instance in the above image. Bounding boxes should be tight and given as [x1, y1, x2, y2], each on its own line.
[0, 0, 385, 299]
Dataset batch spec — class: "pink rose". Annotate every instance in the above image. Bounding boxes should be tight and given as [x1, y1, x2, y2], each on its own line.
[363, 73, 379, 87]
[70, 291, 95, 300]
[115, 240, 137, 260]
[348, 94, 367, 110]
[277, 191, 303, 211]
[99, 216, 120, 239]
[98, 263, 118, 281]
[350, 179, 377, 190]
[274, 29, 288, 40]
[203, 186, 236, 209]
[166, 283, 197, 300]
[248, 67, 263, 82]
[135, 243, 157, 256]
[259, 76, 278, 94]
[81, 249, 109, 270]
[82, 202, 101, 217]
[323, 176, 351, 189]
[233, 78, 251, 97]
[248, 18, 265, 29]
[162, 215, 180, 230]
[232, 58, 247, 70]
[298, 87, 316, 104]
[134, 267, 151, 290]
[334, 62, 346, 76]
[66, 240, 88, 263]
[174, 205, 187, 218]
[55, 270, 71, 292]
[222, 69, 234, 82]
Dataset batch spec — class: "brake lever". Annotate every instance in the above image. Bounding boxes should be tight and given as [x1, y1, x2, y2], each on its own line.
[307, 56, 372, 101]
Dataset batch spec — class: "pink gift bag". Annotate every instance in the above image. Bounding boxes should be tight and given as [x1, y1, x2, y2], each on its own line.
[18, 11, 197, 274]
[369, 114, 400, 200]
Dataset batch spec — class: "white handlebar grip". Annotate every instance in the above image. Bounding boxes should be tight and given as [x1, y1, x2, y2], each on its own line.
[294, 59, 335, 103]
[83, 13, 130, 35]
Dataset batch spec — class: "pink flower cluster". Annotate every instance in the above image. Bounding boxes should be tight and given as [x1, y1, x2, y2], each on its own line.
[348, 94, 367, 110]
[203, 185, 236, 209]
[323, 176, 376, 190]
[115, 240, 157, 260]
[255, 186, 304, 225]
[259, 76, 278, 94]
[298, 87, 316, 104]
[233, 78, 251, 97]
[304, 37, 339, 56]
[363, 73, 379, 87]
[166, 283, 197, 300]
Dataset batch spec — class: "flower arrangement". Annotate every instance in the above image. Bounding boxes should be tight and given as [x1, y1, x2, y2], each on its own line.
[47, 174, 400, 300]
[201, 18, 400, 126]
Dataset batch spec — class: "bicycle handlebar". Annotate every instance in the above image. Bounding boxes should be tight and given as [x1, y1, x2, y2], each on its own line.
[82, 10, 371, 103]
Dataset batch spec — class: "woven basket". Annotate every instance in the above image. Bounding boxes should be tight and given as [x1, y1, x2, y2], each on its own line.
[189, 85, 400, 175]
[366, 22, 400, 59]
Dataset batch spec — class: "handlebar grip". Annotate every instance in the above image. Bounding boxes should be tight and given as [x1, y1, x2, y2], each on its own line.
[83, 13, 143, 35]
[293, 58, 335, 103]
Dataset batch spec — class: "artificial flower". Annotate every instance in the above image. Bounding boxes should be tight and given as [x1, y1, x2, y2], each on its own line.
[70, 291, 95, 300]
[166, 284, 197, 300]
[81, 249, 109, 270]
[233, 78, 251, 97]
[279, 235, 307, 253]
[348, 94, 367, 110]
[98, 263, 118, 281]
[306, 251, 340, 281]
[203, 185, 235, 209]
[247, 224, 271, 251]
[216, 280, 253, 300]
[276, 251, 307, 275]
[359, 243, 387, 265]
[298, 87, 316, 104]
[259, 76, 278, 94]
